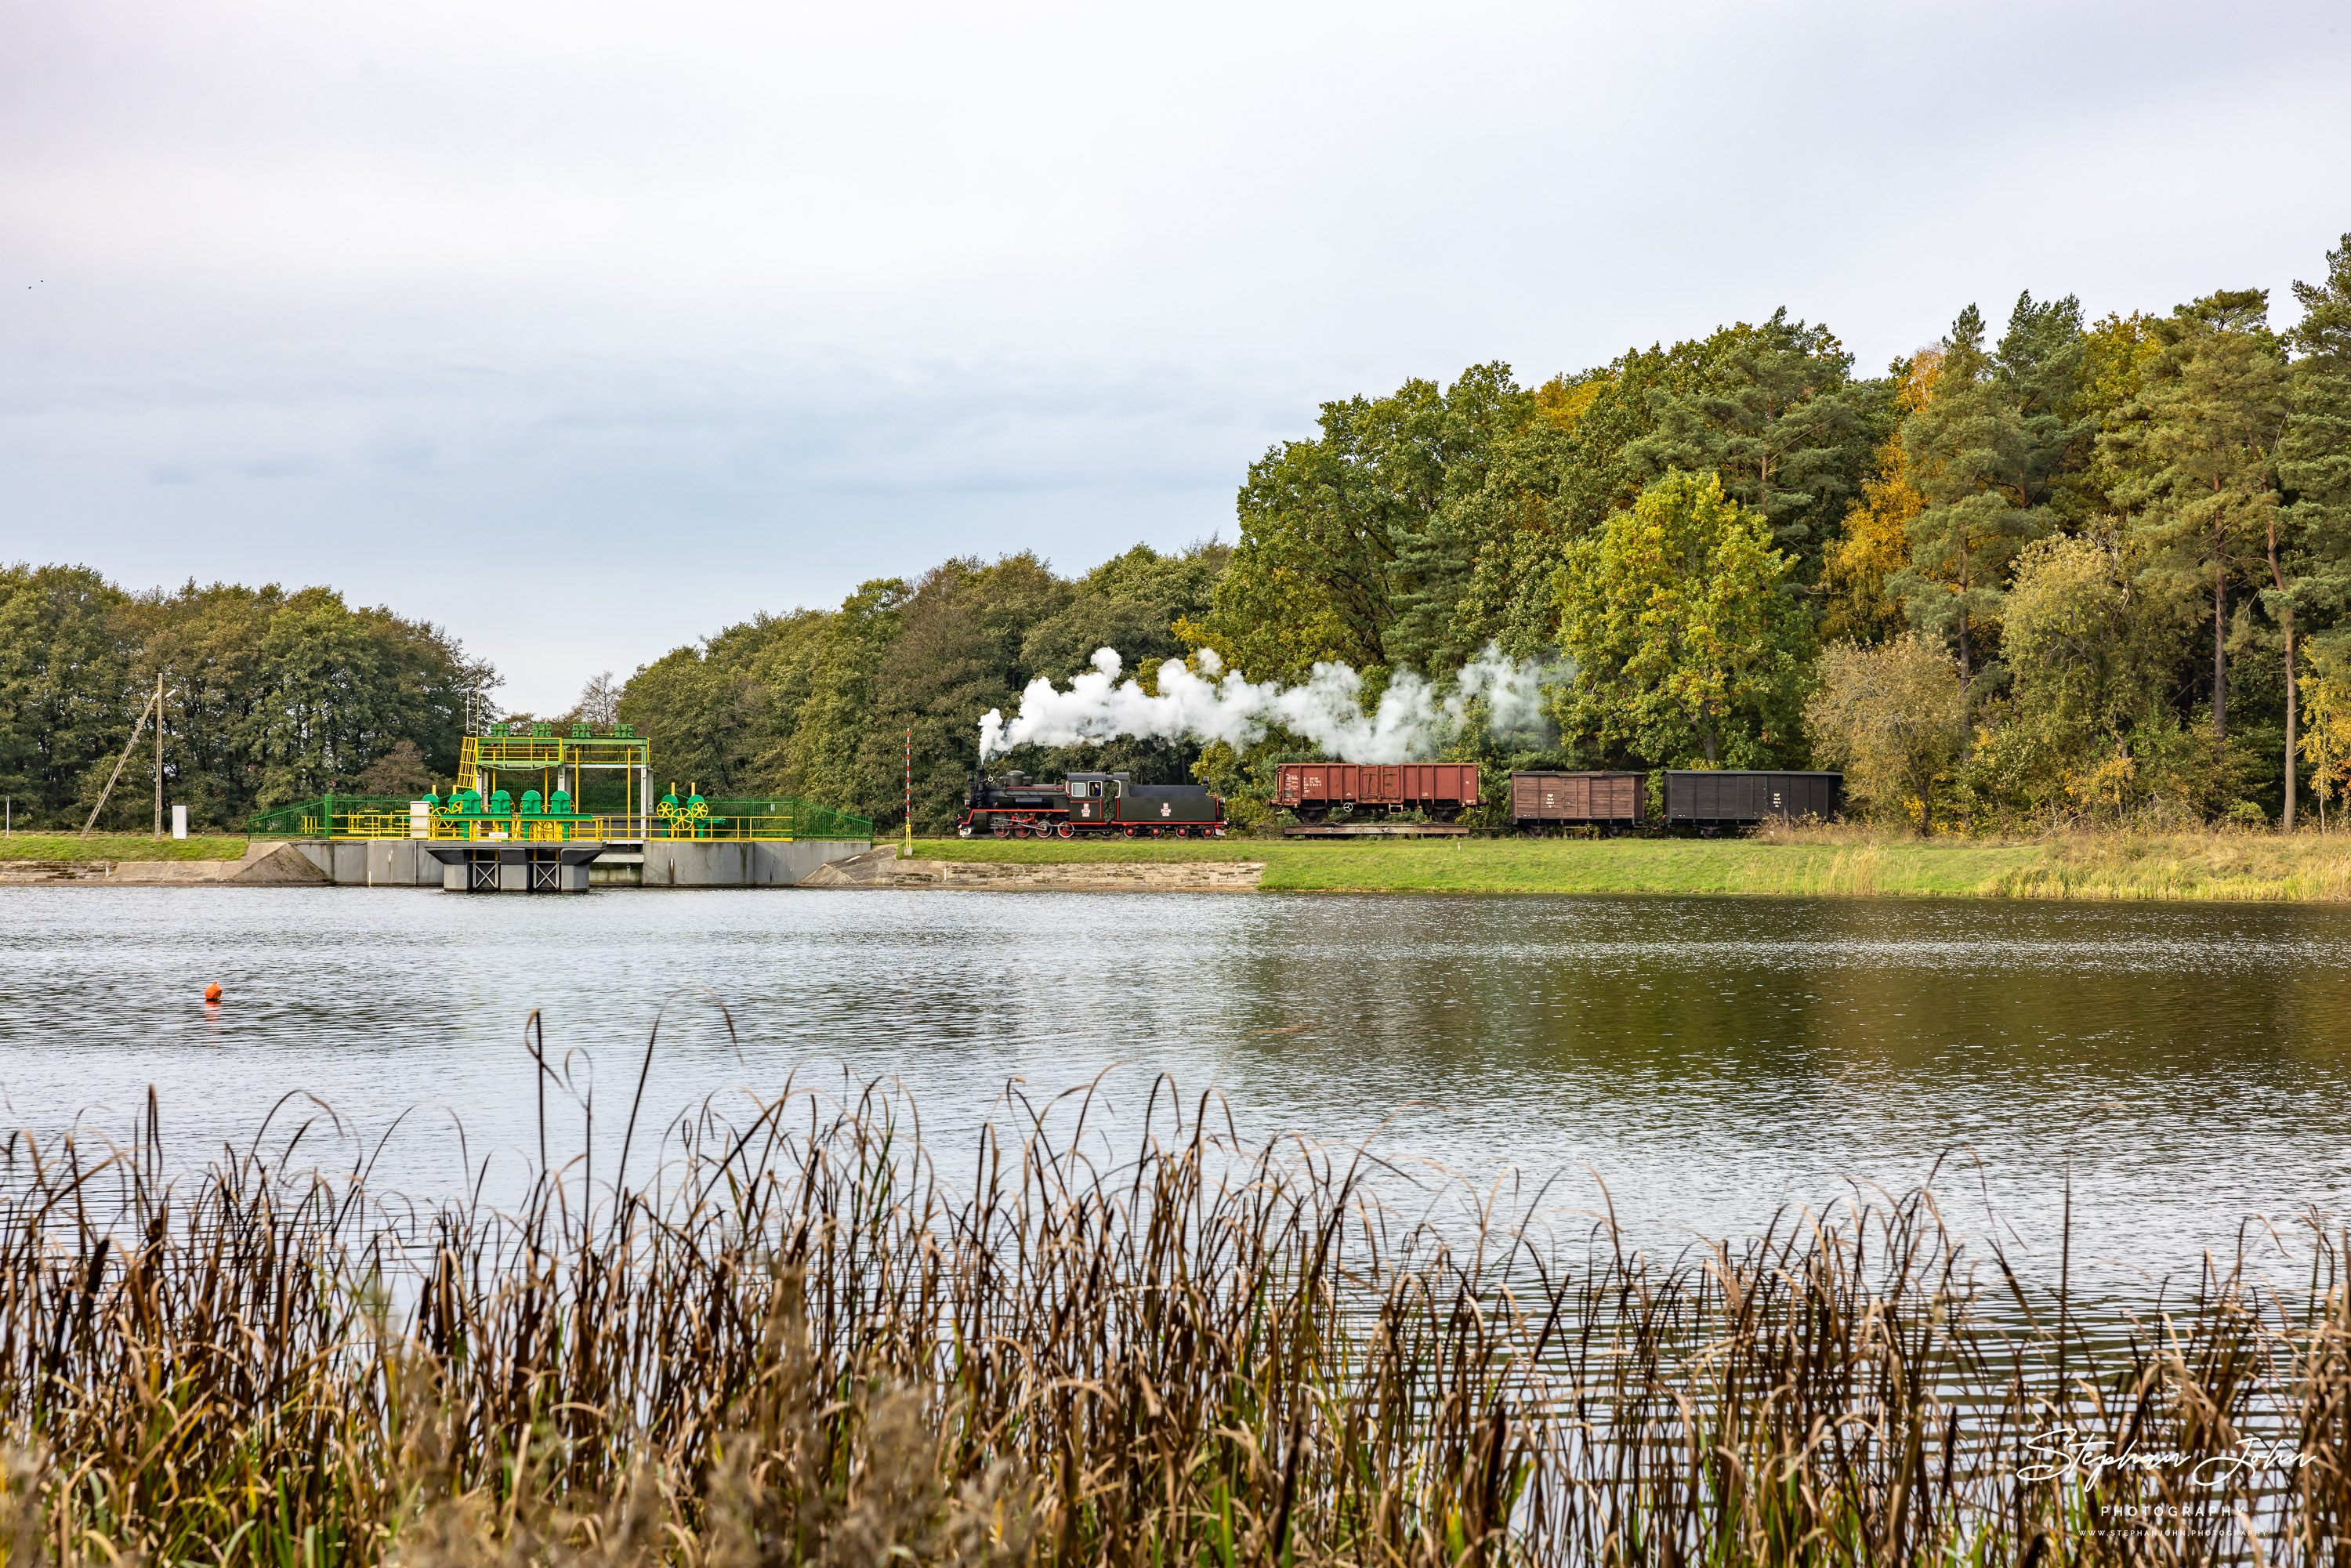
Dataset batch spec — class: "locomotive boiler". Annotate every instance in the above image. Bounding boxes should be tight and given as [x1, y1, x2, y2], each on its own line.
[959, 770, 1229, 839]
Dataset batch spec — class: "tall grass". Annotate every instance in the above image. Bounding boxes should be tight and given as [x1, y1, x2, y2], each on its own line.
[5, 1066, 2351, 1564]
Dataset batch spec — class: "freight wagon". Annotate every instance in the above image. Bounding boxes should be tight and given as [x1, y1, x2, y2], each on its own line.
[1508, 771, 1644, 834]
[1665, 770, 1842, 834]
[1271, 762, 1480, 824]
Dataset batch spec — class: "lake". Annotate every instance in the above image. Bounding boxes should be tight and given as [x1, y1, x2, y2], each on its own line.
[5, 883, 2347, 1292]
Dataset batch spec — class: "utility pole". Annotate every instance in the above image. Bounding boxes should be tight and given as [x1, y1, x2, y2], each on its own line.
[153, 672, 165, 839]
[82, 679, 161, 838]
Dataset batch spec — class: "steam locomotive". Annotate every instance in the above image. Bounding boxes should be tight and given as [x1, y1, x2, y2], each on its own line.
[959, 770, 1229, 838]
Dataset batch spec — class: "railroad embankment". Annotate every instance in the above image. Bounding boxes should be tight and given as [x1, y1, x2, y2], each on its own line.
[804, 844, 1263, 890]
[918, 831, 2351, 901]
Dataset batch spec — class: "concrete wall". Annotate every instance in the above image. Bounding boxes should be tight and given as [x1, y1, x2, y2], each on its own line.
[635, 839, 872, 887]
[287, 838, 871, 889]
[288, 838, 444, 885]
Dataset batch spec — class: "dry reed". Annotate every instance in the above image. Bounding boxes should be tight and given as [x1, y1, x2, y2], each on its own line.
[4, 1056, 2351, 1566]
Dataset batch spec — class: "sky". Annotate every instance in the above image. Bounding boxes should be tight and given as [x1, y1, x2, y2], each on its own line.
[3, 1, 2349, 714]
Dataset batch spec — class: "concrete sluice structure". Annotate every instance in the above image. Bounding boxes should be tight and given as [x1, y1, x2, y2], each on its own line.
[240, 723, 876, 892]
[278, 837, 873, 889]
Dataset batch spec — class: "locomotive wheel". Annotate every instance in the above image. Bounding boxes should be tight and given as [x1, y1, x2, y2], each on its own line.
[1056, 823, 1074, 839]
[1173, 826, 1187, 838]
[1124, 827, 1136, 838]
[992, 825, 1010, 839]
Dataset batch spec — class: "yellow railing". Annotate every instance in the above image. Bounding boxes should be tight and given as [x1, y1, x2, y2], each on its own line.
[458, 734, 650, 775]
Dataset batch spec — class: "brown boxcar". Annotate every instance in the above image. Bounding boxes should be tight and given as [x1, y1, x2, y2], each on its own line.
[1665, 770, 1842, 832]
[1272, 762, 1481, 823]
[1509, 771, 1644, 832]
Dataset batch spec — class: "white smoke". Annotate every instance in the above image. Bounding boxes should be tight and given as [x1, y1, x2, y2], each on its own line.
[977, 645, 1560, 763]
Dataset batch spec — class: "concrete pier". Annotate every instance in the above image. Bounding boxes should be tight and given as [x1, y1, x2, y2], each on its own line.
[279, 838, 871, 888]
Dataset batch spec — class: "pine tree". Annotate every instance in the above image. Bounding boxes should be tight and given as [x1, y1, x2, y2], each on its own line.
[1994, 292, 2096, 523]
[2277, 234, 2351, 828]
[1623, 309, 1877, 571]
[1886, 306, 2052, 728]
[2101, 289, 2288, 744]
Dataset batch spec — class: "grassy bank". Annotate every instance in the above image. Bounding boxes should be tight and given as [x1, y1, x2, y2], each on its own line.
[6, 1075, 2345, 1566]
[919, 830, 2351, 900]
[0, 832, 248, 862]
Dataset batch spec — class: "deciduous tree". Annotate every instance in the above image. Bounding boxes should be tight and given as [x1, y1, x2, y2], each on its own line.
[1803, 635, 1965, 832]
[1552, 470, 1800, 766]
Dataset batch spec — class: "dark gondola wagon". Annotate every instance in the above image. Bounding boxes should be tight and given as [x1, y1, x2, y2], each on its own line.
[1665, 770, 1842, 835]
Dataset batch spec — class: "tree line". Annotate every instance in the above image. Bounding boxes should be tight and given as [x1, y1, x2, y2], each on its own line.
[1176, 234, 2351, 831]
[0, 566, 487, 831]
[11, 230, 2346, 836]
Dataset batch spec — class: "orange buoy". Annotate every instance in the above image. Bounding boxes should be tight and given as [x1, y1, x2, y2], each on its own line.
[204, 983, 222, 1003]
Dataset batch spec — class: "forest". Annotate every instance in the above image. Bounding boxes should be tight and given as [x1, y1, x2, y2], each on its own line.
[0, 568, 486, 831]
[5, 231, 2346, 835]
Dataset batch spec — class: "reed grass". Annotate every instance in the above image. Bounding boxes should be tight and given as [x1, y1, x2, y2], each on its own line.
[5, 1059, 2351, 1565]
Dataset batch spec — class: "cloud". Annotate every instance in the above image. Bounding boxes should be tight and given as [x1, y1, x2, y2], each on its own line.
[2, 0, 2346, 709]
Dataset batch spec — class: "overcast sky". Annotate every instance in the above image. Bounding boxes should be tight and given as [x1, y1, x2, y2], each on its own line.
[4, 1, 2348, 712]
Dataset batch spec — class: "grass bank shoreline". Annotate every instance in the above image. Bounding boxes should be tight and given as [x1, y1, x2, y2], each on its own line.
[0, 833, 249, 862]
[9, 830, 2346, 902]
[921, 831, 2351, 901]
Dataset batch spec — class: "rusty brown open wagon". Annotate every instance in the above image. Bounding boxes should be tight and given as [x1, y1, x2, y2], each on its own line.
[1271, 763, 1481, 824]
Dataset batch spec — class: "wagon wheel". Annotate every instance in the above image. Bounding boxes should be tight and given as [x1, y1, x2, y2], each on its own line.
[1125, 827, 1137, 838]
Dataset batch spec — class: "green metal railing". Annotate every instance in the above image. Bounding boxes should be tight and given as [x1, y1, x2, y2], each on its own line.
[704, 798, 874, 841]
[246, 795, 414, 838]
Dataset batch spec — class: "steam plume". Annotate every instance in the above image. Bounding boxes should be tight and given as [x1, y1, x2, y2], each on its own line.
[977, 646, 1559, 763]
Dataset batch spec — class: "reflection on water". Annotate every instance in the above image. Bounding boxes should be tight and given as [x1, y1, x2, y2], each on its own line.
[4, 884, 2349, 1287]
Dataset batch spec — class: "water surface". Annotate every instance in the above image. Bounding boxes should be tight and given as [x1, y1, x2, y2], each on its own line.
[5, 884, 2347, 1289]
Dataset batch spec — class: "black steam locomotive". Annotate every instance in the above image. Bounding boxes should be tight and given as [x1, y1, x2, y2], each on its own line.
[959, 770, 1229, 839]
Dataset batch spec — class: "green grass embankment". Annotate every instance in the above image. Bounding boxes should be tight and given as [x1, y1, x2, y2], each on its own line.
[919, 831, 2351, 900]
[0, 833, 250, 862]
